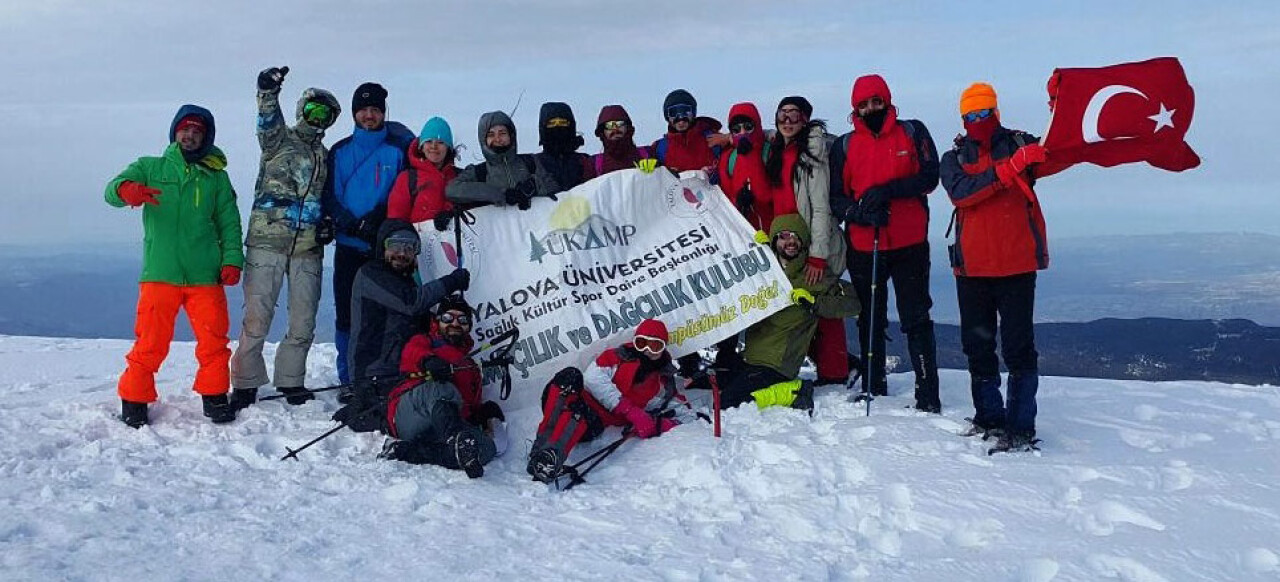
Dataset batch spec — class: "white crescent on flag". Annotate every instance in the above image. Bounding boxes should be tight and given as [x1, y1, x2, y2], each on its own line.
[1082, 84, 1147, 143]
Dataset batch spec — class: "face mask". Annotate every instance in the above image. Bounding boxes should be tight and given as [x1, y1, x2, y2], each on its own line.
[861, 108, 888, 133]
[735, 136, 754, 155]
[964, 116, 999, 143]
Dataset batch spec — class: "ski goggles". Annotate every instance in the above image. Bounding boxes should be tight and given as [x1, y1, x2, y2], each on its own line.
[384, 238, 420, 255]
[302, 101, 336, 126]
[729, 120, 755, 134]
[633, 334, 667, 354]
[773, 230, 800, 241]
[665, 104, 695, 121]
[601, 119, 630, 131]
[545, 117, 572, 129]
[437, 312, 471, 325]
[963, 108, 996, 123]
[776, 108, 807, 124]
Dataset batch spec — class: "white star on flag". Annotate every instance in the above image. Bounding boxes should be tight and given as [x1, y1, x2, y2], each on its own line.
[1149, 103, 1176, 132]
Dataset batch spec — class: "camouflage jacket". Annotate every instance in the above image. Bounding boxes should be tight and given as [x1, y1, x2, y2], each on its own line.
[244, 87, 341, 256]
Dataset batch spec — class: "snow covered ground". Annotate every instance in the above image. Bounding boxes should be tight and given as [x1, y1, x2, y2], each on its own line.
[1, 335, 1278, 581]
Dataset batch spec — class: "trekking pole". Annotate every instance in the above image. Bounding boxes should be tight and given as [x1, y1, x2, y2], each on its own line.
[710, 373, 722, 438]
[849, 226, 881, 417]
[280, 400, 383, 461]
[559, 432, 633, 491]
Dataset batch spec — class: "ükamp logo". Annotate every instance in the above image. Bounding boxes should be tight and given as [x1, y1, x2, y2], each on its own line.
[528, 195, 637, 263]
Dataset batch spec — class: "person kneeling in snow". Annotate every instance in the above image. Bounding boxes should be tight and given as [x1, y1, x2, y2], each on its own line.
[719, 213, 859, 411]
[379, 297, 506, 478]
[527, 319, 697, 483]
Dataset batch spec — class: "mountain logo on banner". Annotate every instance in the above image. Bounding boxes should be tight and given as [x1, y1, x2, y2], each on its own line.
[529, 195, 638, 263]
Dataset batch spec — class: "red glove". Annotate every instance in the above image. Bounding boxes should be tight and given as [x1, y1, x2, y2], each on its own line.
[658, 417, 678, 435]
[118, 181, 160, 207]
[220, 266, 241, 286]
[995, 144, 1047, 186]
[614, 399, 657, 438]
[806, 256, 827, 272]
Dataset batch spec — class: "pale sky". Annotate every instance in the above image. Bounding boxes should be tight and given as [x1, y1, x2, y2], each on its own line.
[2, 0, 1277, 246]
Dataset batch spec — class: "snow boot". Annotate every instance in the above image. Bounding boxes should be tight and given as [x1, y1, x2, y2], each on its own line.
[449, 429, 484, 479]
[527, 447, 563, 483]
[336, 384, 355, 404]
[960, 417, 1004, 440]
[202, 394, 237, 424]
[751, 379, 803, 410]
[228, 388, 257, 412]
[120, 399, 149, 429]
[276, 386, 315, 406]
[988, 430, 1041, 455]
[907, 322, 941, 413]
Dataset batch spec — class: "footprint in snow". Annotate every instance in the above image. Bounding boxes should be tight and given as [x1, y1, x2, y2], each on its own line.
[1070, 499, 1166, 536]
[1085, 554, 1170, 582]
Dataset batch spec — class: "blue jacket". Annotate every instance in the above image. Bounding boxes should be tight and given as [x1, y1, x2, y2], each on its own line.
[324, 121, 414, 250]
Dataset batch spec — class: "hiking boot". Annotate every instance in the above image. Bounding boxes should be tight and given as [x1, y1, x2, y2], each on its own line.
[202, 394, 237, 424]
[960, 418, 1004, 440]
[449, 430, 484, 479]
[276, 386, 315, 406]
[228, 388, 257, 412]
[989, 430, 1040, 454]
[914, 401, 942, 414]
[121, 400, 149, 428]
[527, 448, 562, 483]
[336, 384, 355, 404]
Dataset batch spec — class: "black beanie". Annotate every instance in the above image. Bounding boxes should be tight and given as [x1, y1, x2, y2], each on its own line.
[352, 82, 388, 114]
[663, 89, 697, 117]
[777, 95, 813, 119]
[436, 295, 473, 316]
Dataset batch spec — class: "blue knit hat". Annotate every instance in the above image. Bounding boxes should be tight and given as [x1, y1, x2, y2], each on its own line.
[419, 116, 453, 148]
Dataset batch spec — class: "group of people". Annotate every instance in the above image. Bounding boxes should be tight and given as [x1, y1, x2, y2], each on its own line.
[104, 65, 1064, 479]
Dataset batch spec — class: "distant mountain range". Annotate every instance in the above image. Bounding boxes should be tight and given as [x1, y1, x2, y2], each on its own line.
[3, 233, 1278, 384]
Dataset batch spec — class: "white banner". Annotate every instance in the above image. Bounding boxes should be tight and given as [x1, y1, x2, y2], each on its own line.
[416, 169, 792, 402]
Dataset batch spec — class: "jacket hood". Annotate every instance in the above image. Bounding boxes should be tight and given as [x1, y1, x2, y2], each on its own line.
[295, 88, 342, 132]
[769, 213, 811, 249]
[538, 101, 582, 150]
[850, 75, 898, 135]
[169, 104, 216, 160]
[727, 102, 766, 149]
[477, 111, 517, 162]
[594, 104, 633, 137]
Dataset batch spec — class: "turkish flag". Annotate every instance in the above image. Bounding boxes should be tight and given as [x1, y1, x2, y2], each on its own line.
[1044, 57, 1200, 172]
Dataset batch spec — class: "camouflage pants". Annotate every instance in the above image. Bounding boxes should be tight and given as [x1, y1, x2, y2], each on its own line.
[231, 247, 322, 389]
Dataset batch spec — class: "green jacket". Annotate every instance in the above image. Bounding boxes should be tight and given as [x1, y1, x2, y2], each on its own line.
[105, 143, 245, 285]
[742, 214, 858, 378]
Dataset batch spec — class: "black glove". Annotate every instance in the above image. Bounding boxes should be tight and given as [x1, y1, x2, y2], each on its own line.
[503, 187, 532, 210]
[845, 201, 888, 227]
[315, 217, 335, 246]
[551, 366, 584, 393]
[440, 268, 470, 294]
[735, 184, 755, 216]
[470, 400, 506, 426]
[350, 216, 380, 243]
[418, 356, 454, 381]
[432, 210, 455, 232]
[257, 66, 289, 92]
[859, 186, 890, 214]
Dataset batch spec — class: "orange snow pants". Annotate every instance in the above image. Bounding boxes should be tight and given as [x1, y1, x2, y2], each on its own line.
[118, 282, 230, 403]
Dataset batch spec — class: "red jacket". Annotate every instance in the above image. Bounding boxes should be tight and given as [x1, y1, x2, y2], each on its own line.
[385, 325, 480, 436]
[940, 127, 1066, 277]
[718, 103, 775, 231]
[831, 75, 939, 252]
[387, 139, 459, 223]
[652, 117, 723, 174]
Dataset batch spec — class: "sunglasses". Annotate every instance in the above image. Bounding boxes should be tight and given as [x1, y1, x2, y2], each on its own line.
[665, 104, 695, 121]
[633, 334, 667, 354]
[854, 96, 886, 113]
[302, 101, 335, 126]
[776, 108, 807, 124]
[545, 117, 572, 129]
[963, 108, 995, 123]
[729, 121, 755, 134]
[602, 119, 630, 131]
[438, 312, 471, 325]
[384, 239, 420, 254]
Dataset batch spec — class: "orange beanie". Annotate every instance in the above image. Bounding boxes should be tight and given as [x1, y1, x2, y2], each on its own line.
[959, 83, 998, 115]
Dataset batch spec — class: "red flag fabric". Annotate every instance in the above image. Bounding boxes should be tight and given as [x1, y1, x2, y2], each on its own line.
[1044, 57, 1200, 172]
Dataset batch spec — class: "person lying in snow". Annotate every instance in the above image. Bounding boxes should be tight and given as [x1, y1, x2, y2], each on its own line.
[379, 297, 507, 478]
[718, 213, 859, 411]
[526, 318, 698, 483]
